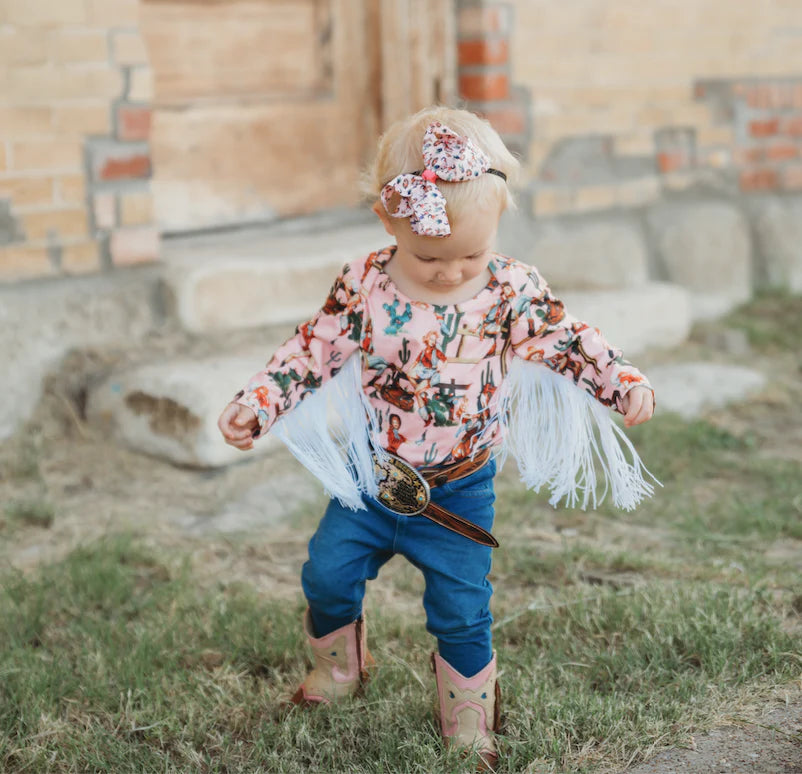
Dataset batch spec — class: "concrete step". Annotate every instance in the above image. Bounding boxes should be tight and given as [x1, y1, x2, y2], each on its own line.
[161, 220, 388, 334]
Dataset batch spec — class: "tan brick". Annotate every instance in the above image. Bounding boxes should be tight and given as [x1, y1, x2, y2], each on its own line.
[110, 226, 160, 266]
[55, 31, 110, 65]
[119, 191, 153, 226]
[78, 68, 124, 100]
[5, 0, 86, 26]
[0, 143, 6, 172]
[93, 192, 117, 229]
[0, 107, 53, 136]
[574, 183, 619, 213]
[458, 6, 511, 37]
[112, 31, 148, 66]
[55, 175, 87, 206]
[127, 67, 153, 102]
[0, 245, 54, 282]
[11, 139, 83, 172]
[0, 176, 54, 207]
[8, 66, 122, 102]
[87, 0, 139, 26]
[533, 187, 576, 217]
[62, 241, 101, 274]
[52, 104, 111, 135]
[22, 208, 89, 240]
[0, 28, 49, 65]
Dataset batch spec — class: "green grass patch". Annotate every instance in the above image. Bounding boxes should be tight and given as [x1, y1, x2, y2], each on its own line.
[0, 538, 799, 773]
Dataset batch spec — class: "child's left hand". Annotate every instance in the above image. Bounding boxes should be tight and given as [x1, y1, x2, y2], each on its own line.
[622, 386, 655, 428]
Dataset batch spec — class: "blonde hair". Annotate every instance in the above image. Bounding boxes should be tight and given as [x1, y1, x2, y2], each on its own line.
[364, 106, 520, 227]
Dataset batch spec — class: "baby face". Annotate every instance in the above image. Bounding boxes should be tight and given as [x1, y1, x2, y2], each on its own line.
[381, 204, 501, 301]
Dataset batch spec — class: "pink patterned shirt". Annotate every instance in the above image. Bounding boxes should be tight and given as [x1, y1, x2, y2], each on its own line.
[236, 246, 650, 468]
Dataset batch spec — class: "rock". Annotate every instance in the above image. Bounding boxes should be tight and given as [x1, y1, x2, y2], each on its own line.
[558, 282, 692, 357]
[746, 195, 802, 292]
[161, 221, 387, 334]
[0, 268, 163, 440]
[87, 355, 283, 467]
[645, 199, 752, 320]
[646, 363, 766, 419]
[498, 212, 650, 291]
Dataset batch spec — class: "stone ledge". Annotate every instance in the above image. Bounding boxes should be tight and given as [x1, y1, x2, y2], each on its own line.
[559, 282, 692, 357]
[161, 221, 388, 334]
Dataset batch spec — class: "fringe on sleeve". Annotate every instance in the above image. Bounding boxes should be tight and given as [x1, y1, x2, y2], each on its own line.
[494, 358, 659, 511]
[270, 354, 386, 511]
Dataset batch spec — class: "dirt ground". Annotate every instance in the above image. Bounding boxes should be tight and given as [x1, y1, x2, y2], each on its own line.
[1, 318, 801, 773]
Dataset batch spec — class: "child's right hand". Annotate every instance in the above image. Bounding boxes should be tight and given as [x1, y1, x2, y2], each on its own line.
[218, 403, 259, 451]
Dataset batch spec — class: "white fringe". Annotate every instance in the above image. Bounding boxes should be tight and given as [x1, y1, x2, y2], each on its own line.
[495, 359, 659, 511]
[271, 354, 657, 513]
[270, 354, 385, 511]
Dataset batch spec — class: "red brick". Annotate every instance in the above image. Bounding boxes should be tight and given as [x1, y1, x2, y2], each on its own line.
[749, 118, 780, 138]
[765, 143, 798, 162]
[459, 72, 509, 102]
[99, 153, 151, 181]
[480, 106, 526, 135]
[739, 167, 779, 192]
[657, 151, 691, 174]
[117, 105, 151, 141]
[781, 164, 802, 191]
[458, 39, 508, 67]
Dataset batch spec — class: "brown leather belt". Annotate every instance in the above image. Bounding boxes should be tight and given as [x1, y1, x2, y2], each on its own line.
[372, 448, 499, 548]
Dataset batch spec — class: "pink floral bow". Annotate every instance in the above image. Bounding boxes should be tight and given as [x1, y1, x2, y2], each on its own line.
[380, 121, 492, 237]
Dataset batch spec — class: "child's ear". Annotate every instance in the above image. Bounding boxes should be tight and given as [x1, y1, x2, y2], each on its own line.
[372, 200, 396, 237]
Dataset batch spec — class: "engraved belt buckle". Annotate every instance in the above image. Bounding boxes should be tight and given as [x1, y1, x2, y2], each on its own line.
[373, 453, 431, 515]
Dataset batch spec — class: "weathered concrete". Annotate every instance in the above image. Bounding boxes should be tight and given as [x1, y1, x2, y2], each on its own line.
[499, 211, 650, 290]
[87, 355, 283, 468]
[161, 220, 387, 333]
[0, 267, 164, 440]
[559, 282, 692, 357]
[173, 470, 319, 534]
[645, 199, 752, 321]
[532, 218, 648, 290]
[646, 363, 766, 419]
[746, 195, 802, 292]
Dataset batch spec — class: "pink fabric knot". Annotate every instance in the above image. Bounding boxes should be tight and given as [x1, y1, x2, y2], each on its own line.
[380, 120, 493, 237]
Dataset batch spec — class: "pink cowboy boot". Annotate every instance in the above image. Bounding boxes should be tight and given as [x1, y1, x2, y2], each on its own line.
[289, 610, 374, 707]
[432, 652, 501, 771]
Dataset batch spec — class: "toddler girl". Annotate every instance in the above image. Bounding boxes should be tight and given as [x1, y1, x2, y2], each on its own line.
[218, 106, 655, 769]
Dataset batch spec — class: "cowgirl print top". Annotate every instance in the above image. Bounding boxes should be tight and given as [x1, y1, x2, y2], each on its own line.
[236, 246, 651, 469]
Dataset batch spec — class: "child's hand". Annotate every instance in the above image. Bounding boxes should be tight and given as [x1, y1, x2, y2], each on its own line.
[218, 403, 259, 451]
[622, 386, 654, 428]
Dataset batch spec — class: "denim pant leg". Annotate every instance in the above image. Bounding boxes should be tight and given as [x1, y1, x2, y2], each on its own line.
[301, 497, 395, 637]
[397, 459, 497, 677]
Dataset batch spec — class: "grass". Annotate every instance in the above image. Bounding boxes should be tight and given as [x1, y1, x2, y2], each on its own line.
[1, 291, 801, 773]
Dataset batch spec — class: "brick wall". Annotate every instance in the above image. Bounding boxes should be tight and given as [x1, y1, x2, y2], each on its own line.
[0, 0, 157, 282]
[504, 0, 802, 216]
[456, 1, 531, 160]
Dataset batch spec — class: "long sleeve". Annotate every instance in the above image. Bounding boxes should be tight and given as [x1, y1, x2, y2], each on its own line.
[234, 261, 365, 435]
[509, 266, 651, 414]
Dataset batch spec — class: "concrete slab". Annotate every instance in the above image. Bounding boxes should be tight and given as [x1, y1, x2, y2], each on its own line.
[559, 282, 692, 357]
[161, 220, 388, 333]
[647, 363, 767, 419]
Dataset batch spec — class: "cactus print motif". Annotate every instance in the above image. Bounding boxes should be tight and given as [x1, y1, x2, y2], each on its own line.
[237, 246, 650, 468]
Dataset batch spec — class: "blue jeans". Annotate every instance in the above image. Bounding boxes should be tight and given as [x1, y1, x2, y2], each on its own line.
[302, 459, 497, 677]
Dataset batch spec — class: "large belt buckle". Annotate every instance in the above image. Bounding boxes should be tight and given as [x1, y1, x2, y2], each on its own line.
[373, 453, 431, 515]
